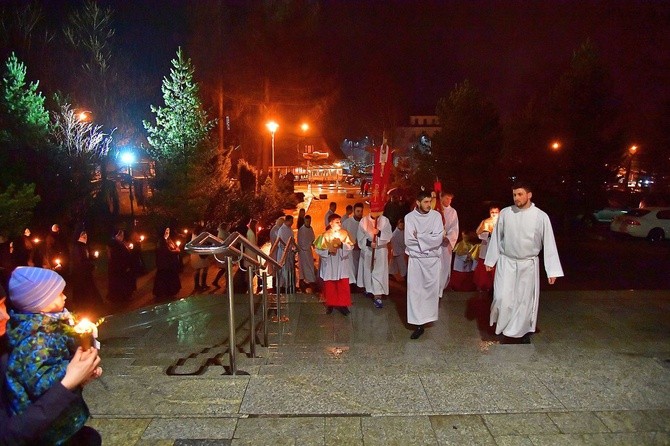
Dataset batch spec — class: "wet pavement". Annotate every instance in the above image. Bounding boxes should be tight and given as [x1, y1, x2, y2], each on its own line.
[84, 281, 670, 445]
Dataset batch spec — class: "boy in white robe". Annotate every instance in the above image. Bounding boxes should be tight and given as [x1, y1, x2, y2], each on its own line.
[296, 215, 316, 291]
[404, 190, 446, 339]
[356, 213, 392, 309]
[484, 183, 563, 342]
[315, 214, 354, 315]
[389, 218, 407, 282]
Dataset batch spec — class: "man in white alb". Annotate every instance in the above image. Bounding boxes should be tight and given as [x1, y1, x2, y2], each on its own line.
[324, 202, 337, 229]
[404, 190, 446, 339]
[342, 202, 364, 288]
[439, 191, 459, 294]
[484, 182, 563, 342]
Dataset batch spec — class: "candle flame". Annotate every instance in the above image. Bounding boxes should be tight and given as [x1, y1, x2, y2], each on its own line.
[93, 250, 99, 258]
[73, 317, 99, 338]
[139, 235, 145, 242]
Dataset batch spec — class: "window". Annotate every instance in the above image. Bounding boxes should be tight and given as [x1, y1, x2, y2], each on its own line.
[656, 210, 670, 220]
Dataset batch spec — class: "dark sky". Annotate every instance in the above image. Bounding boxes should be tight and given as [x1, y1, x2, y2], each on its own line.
[104, 0, 668, 135]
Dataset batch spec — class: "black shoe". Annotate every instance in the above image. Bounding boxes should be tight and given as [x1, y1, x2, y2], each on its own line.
[337, 306, 350, 316]
[520, 334, 532, 344]
[326, 306, 334, 314]
[410, 326, 425, 339]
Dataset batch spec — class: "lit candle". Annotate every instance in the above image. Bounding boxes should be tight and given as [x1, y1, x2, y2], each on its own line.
[128, 243, 134, 250]
[73, 318, 99, 349]
[33, 238, 40, 244]
[176, 241, 181, 247]
[54, 258, 61, 268]
[139, 235, 145, 242]
[183, 229, 188, 234]
[93, 250, 99, 258]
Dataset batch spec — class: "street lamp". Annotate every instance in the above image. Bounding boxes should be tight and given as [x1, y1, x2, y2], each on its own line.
[76, 110, 92, 122]
[266, 121, 279, 181]
[625, 145, 638, 191]
[120, 150, 136, 223]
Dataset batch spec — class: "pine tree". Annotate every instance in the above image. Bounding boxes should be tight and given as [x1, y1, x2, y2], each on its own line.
[144, 47, 214, 174]
[0, 52, 49, 147]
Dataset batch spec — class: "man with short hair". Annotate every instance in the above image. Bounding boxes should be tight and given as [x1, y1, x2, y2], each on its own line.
[356, 210, 392, 308]
[404, 190, 446, 339]
[341, 205, 353, 223]
[484, 182, 563, 342]
[342, 202, 364, 286]
[439, 191, 459, 294]
[324, 202, 337, 229]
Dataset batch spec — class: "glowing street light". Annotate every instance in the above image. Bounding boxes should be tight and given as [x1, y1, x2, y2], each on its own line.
[551, 141, 561, 151]
[266, 121, 279, 181]
[301, 122, 309, 133]
[77, 110, 92, 122]
[120, 150, 136, 222]
[626, 145, 639, 190]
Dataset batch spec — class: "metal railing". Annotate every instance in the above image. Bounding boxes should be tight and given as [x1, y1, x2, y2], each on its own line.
[184, 231, 296, 375]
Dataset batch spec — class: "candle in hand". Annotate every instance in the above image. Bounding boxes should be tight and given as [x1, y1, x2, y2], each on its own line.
[73, 318, 99, 349]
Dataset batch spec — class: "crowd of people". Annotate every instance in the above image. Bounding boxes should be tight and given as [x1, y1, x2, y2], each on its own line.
[279, 182, 563, 343]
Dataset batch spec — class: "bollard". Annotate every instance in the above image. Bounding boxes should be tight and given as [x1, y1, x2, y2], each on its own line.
[226, 256, 237, 375]
[262, 271, 269, 347]
[247, 266, 256, 358]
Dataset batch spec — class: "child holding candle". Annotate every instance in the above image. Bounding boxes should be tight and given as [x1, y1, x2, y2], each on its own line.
[5, 267, 101, 445]
[314, 214, 355, 315]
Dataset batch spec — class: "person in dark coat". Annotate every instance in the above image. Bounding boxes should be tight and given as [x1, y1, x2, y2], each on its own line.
[153, 226, 182, 300]
[70, 230, 103, 314]
[106, 229, 135, 302]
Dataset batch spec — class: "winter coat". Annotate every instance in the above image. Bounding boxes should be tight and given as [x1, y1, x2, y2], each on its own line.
[5, 310, 89, 445]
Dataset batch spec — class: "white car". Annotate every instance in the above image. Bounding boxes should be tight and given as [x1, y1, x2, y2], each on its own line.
[610, 207, 670, 242]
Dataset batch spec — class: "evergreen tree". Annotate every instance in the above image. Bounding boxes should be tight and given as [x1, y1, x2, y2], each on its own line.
[0, 52, 49, 148]
[0, 183, 40, 238]
[144, 47, 214, 175]
[433, 79, 503, 196]
[143, 47, 218, 224]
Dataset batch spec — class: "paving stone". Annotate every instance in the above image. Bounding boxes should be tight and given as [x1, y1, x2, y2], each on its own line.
[482, 413, 560, 436]
[429, 415, 496, 445]
[547, 411, 610, 434]
[361, 416, 438, 446]
[85, 417, 151, 446]
[141, 417, 237, 440]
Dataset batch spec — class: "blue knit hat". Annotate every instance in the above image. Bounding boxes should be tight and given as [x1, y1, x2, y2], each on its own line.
[8, 267, 66, 313]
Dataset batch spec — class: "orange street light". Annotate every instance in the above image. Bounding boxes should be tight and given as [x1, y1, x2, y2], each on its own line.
[77, 110, 92, 122]
[626, 144, 639, 190]
[266, 121, 279, 181]
[301, 122, 309, 133]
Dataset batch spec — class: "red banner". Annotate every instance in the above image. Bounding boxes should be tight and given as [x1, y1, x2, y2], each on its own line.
[369, 142, 393, 215]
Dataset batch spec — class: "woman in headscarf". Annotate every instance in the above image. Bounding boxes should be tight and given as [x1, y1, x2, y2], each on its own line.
[153, 225, 181, 300]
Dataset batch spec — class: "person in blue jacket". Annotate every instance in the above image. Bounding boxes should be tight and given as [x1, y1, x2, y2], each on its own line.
[0, 272, 102, 445]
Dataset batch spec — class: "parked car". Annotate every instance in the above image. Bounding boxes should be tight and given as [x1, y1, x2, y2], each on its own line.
[610, 207, 670, 242]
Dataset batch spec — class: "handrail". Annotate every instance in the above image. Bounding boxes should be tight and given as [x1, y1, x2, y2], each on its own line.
[183, 231, 297, 375]
[185, 232, 281, 269]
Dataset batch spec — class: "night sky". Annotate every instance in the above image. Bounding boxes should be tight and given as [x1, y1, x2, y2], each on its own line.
[93, 1, 670, 138]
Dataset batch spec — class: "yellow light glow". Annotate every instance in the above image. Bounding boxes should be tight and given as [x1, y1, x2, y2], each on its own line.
[266, 121, 279, 134]
[629, 145, 638, 155]
[551, 141, 561, 151]
[301, 123, 309, 132]
[139, 235, 145, 242]
[93, 250, 99, 258]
